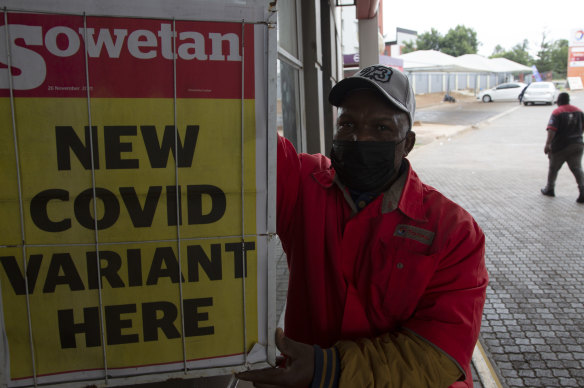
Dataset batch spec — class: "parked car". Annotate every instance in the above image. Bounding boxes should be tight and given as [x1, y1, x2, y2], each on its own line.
[477, 82, 527, 103]
[522, 82, 559, 105]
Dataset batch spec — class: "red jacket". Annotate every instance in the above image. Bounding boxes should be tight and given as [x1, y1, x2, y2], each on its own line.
[277, 135, 488, 387]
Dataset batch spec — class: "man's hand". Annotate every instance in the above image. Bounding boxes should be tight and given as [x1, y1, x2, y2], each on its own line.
[236, 328, 314, 388]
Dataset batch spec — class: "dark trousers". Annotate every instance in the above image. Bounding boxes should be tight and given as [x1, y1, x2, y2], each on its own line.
[547, 143, 584, 189]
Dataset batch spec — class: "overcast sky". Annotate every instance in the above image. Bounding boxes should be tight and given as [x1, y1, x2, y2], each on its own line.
[382, 0, 583, 57]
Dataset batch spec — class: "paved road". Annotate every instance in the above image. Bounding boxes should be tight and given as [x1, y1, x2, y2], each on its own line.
[409, 91, 584, 387]
[415, 97, 518, 125]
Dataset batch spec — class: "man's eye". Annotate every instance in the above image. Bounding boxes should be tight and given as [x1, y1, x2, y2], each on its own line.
[377, 124, 389, 131]
[338, 122, 354, 129]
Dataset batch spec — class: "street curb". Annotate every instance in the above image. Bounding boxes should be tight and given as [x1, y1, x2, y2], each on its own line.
[473, 341, 504, 388]
[460, 105, 522, 133]
[463, 105, 521, 136]
[416, 105, 522, 148]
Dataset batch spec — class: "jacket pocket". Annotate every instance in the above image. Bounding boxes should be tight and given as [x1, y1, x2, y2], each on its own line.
[376, 248, 439, 322]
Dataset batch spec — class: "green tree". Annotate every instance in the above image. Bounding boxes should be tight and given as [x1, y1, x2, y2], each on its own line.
[490, 37, 567, 78]
[405, 25, 478, 56]
[550, 39, 568, 78]
[491, 45, 505, 57]
[441, 25, 478, 56]
[490, 39, 533, 65]
[533, 33, 553, 74]
[416, 28, 443, 51]
[401, 40, 416, 54]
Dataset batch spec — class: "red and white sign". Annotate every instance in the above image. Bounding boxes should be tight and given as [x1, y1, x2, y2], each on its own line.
[568, 29, 584, 86]
[0, 14, 255, 98]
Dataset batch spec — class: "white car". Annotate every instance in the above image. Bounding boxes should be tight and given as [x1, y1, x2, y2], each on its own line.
[522, 82, 558, 105]
[478, 82, 527, 103]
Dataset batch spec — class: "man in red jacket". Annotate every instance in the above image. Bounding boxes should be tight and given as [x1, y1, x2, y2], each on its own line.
[237, 65, 488, 387]
[540, 92, 584, 203]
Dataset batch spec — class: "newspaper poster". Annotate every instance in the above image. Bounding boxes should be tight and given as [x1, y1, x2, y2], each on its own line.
[0, 3, 275, 387]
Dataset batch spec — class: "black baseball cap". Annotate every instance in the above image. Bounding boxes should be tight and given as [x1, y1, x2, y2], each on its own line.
[329, 65, 415, 129]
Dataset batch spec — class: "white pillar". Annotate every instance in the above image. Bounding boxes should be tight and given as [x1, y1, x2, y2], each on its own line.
[412, 74, 416, 94]
[358, 15, 378, 69]
[428, 75, 431, 93]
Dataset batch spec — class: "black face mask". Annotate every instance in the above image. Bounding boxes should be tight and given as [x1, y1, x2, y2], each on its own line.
[330, 138, 405, 193]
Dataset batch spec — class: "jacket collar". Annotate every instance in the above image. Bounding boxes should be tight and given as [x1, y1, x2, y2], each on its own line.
[311, 159, 427, 222]
[392, 161, 427, 222]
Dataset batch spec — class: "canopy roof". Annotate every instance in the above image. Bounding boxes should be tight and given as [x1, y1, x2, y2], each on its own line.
[397, 50, 530, 73]
[488, 57, 532, 72]
[455, 54, 496, 72]
[397, 50, 476, 72]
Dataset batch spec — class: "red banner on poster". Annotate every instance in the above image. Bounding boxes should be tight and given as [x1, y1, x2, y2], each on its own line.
[0, 13, 254, 98]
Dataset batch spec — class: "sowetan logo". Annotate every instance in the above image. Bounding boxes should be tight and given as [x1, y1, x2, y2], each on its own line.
[0, 23, 242, 91]
[359, 65, 392, 83]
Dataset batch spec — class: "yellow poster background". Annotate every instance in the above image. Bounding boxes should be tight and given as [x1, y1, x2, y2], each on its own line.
[0, 96, 259, 380]
[2, 97, 256, 245]
[0, 99, 22, 245]
[0, 239, 258, 379]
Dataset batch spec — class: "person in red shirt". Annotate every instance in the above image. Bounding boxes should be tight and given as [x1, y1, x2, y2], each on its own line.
[541, 92, 584, 203]
[237, 65, 488, 387]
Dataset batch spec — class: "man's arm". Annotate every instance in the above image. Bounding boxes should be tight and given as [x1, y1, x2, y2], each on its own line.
[276, 134, 301, 240]
[332, 329, 461, 388]
[236, 326, 461, 388]
[545, 112, 558, 154]
[544, 129, 555, 154]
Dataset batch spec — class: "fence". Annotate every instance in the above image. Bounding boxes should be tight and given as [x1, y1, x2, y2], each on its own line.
[406, 72, 513, 95]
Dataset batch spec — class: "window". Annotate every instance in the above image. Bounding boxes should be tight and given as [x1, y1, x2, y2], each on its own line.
[277, 0, 304, 151]
[277, 60, 302, 148]
[277, 0, 298, 57]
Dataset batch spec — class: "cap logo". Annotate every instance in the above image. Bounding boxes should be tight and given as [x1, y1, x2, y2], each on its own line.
[359, 65, 392, 83]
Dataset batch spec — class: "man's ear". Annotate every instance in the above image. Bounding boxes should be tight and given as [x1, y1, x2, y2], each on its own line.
[404, 130, 416, 156]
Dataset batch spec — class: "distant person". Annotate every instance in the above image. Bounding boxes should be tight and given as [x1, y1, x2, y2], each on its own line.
[518, 84, 529, 104]
[541, 92, 584, 203]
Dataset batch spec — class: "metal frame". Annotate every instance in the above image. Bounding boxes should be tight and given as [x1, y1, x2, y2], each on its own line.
[2, 7, 38, 388]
